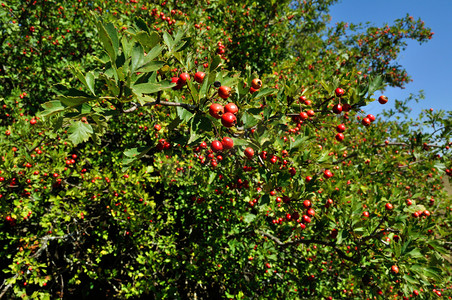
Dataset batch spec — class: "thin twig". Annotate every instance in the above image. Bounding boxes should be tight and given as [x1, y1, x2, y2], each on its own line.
[123, 99, 197, 113]
[257, 230, 358, 263]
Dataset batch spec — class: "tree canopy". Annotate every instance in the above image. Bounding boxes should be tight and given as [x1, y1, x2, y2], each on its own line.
[0, 1, 450, 299]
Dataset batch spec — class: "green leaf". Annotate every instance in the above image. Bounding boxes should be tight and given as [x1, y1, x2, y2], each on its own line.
[241, 113, 259, 129]
[132, 81, 175, 95]
[134, 17, 149, 33]
[209, 55, 222, 71]
[426, 240, 449, 255]
[231, 137, 253, 147]
[434, 161, 446, 173]
[176, 106, 194, 122]
[39, 101, 65, 117]
[121, 36, 134, 58]
[53, 116, 63, 132]
[105, 23, 119, 56]
[186, 79, 198, 102]
[96, 20, 117, 62]
[405, 248, 423, 259]
[403, 274, 418, 285]
[367, 75, 384, 96]
[243, 213, 256, 224]
[143, 45, 165, 63]
[191, 115, 212, 132]
[173, 28, 185, 46]
[131, 44, 145, 73]
[134, 31, 160, 50]
[53, 84, 93, 98]
[85, 72, 96, 96]
[168, 116, 182, 131]
[199, 71, 216, 101]
[70, 66, 89, 91]
[208, 172, 216, 184]
[336, 230, 343, 245]
[253, 87, 277, 100]
[163, 31, 174, 51]
[58, 96, 93, 108]
[67, 121, 93, 145]
[289, 135, 308, 150]
[187, 115, 211, 144]
[124, 146, 153, 159]
[136, 61, 165, 73]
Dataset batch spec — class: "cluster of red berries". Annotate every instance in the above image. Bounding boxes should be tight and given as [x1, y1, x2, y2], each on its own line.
[361, 113, 376, 126]
[171, 72, 191, 90]
[193, 141, 226, 168]
[156, 138, 171, 151]
[65, 154, 78, 165]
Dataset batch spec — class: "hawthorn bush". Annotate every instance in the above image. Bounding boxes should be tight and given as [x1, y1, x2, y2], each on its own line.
[1, 1, 451, 299]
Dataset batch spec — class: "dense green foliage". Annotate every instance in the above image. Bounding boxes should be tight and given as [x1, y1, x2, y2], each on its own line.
[1, 0, 450, 299]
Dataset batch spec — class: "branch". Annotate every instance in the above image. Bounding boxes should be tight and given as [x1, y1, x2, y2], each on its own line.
[30, 233, 75, 259]
[397, 160, 426, 169]
[372, 142, 443, 148]
[0, 274, 18, 299]
[257, 230, 358, 263]
[122, 99, 197, 113]
[332, 153, 358, 165]
[358, 226, 399, 246]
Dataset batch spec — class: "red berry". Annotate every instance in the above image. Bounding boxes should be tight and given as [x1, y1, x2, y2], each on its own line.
[224, 103, 238, 115]
[342, 103, 351, 112]
[218, 86, 231, 99]
[299, 111, 309, 120]
[171, 77, 184, 90]
[251, 78, 262, 89]
[332, 104, 342, 114]
[335, 133, 344, 141]
[209, 103, 224, 119]
[336, 124, 346, 132]
[179, 72, 190, 83]
[378, 95, 388, 104]
[194, 71, 205, 83]
[323, 169, 333, 179]
[367, 114, 376, 122]
[221, 137, 234, 149]
[211, 140, 223, 153]
[335, 88, 345, 97]
[385, 203, 394, 211]
[361, 117, 371, 126]
[391, 265, 399, 274]
[302, 215, 311, 223]
[244, 147, 254, 159]
[303, 200, 311, 208]
[221, 112, 236, 127]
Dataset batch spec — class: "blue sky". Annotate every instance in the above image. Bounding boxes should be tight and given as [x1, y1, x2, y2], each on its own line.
[328, 0, 452, 119]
